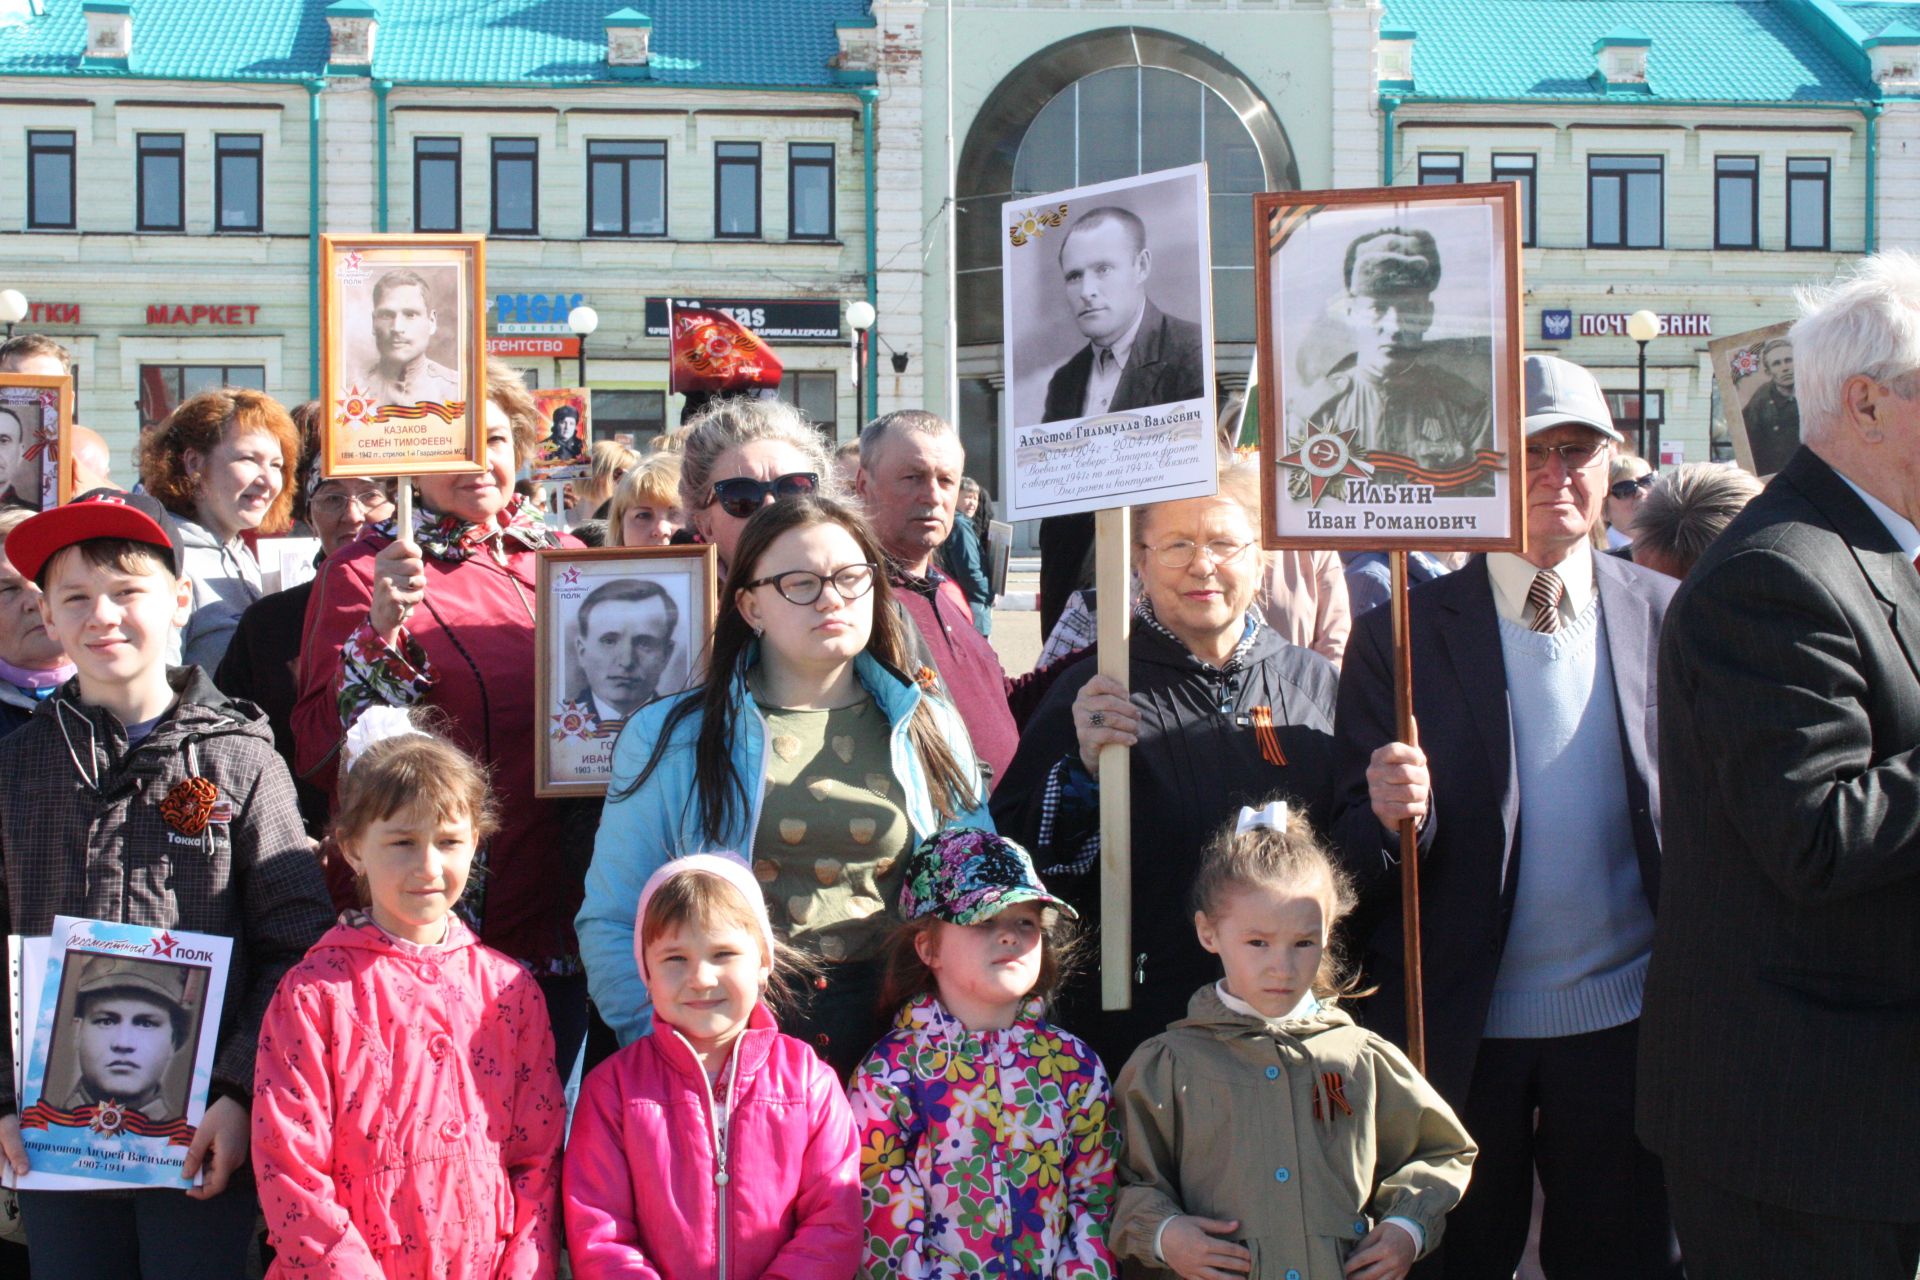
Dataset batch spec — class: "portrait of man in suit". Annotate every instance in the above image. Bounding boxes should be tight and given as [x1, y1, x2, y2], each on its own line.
[570, 576, 678, 732]
[1039, 206, 1206, 425]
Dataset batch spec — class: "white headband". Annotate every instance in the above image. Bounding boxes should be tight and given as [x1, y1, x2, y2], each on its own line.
[342, 706, 432, 775]
[1234, 800, 1290, 835]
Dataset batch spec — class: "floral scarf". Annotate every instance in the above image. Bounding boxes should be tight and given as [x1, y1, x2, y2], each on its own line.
[370, 492, 558, 564]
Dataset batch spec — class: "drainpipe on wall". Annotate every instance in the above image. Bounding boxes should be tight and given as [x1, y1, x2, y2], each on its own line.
[1863, 101, 1881, 253]
[861, 86, 879, 423]
[376, 79, 393, 233]
[1381, 96, 1399, 185]
[308, 79, 324, 399]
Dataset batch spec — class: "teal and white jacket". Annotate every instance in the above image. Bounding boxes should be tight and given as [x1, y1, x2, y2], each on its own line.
[578, 646, 993, 1044]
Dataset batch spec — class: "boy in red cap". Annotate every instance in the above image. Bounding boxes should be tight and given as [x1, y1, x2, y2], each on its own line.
[0, 489, 333, 1278]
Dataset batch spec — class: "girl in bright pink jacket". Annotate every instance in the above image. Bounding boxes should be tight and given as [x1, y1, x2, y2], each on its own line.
[252, 714, 566, 1278]
[564, 854, 863, 1280]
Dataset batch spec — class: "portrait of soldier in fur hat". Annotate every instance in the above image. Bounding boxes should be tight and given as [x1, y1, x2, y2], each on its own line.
[1293, 226, 1494, 488]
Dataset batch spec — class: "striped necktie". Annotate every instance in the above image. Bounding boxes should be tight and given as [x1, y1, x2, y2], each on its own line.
[1527, 569, 1565, 634]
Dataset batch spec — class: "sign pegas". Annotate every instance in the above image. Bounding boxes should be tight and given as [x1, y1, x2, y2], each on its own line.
[495, 292, 585, 334]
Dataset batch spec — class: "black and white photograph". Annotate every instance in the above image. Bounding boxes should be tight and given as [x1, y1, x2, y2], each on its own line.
[1000, 164, 1218, 522]
[37, 955, 208, 1134]
[534, 545, 716, 796]
[1255, 183, 1525, 550]
[1709, 320, 1799, 476]
[0, 373, 72, 511]
[320, 233, 488, 478]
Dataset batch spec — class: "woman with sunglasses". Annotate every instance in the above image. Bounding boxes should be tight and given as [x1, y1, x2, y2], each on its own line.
[579, 495, 991, 1078]
[990, 455, 1341, 1069]
[1604, 453, 1655, 553]
[677, 398, 838, 575]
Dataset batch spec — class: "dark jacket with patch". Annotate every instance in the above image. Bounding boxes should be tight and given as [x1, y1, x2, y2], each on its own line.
[991, 620, 1340, 1067]
[0, 667, 334, 1112]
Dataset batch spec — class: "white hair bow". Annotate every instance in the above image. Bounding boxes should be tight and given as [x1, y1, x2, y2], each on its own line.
[342, 706, 430, 774]
[1234, 800, 1290, 835]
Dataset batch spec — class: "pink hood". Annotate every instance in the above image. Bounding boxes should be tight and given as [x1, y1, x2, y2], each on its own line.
[564, 1004, 862, 1280]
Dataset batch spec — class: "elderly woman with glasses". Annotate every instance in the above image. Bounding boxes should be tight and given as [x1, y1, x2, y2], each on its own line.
[579, 495, 989, 1079]
[676, 397, 836, 575]
[990, 456, 1340, 1067]
[1603, 453, 1655, 552]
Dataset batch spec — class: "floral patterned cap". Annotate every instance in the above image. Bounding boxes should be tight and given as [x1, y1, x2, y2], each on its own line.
[898, 827, 1077, 925]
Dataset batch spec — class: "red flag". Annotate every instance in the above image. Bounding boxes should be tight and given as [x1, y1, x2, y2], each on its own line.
[668, 303, 783, 394]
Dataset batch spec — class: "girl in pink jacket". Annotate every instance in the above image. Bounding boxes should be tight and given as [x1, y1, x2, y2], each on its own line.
[252, 712, 566, 1278]
[564, 854, 863, 1279]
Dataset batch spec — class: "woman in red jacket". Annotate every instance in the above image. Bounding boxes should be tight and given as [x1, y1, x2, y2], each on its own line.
[293, 360, 590, 1069]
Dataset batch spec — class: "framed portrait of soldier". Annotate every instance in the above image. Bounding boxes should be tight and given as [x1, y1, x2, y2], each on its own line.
[534, 544, 716, 797]
[320, 233, 488, 479]
[1709, 321, 1798, 477]
[10, 917, 231, 1191]
[0, 373, 73, 510]
[1254, 183, 1526, 551]
[531, 388, 592, 482]
[999, 164, 1218, 522]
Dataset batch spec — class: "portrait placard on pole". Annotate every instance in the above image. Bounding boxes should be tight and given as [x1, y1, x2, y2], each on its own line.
[999, 164, 1218, 523]
[320, 233, 489, 479]
[1709, 320, 1798, 477]
[0, 373, 74, 510]
[1254, 184, 1526, 553]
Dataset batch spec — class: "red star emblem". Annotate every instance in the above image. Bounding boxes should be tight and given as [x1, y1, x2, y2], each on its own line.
[1277, 424, 1373, 505]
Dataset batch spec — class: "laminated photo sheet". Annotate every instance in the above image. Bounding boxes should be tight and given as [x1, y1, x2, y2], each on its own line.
[9, 918, 231, 1190]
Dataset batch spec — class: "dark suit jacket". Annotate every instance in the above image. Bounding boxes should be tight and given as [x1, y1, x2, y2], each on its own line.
[1036, 302, 1209, 635]
[1639, 447, 1920, 1221]
[1331, 552, 1674, 1106]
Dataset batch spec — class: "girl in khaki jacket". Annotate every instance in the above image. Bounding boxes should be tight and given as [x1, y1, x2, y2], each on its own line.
[1112, 802, 1475, 1280]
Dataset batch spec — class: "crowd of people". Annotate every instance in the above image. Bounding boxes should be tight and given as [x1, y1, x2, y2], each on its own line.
[0, 251, 1911, 1280]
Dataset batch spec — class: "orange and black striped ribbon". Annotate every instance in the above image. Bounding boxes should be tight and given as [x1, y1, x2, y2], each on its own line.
[1363, 449, 1508, 491]
[19, 1100, 195, 1145]
[371, 400, 466, 424]
[1251, 705, 1288, 767]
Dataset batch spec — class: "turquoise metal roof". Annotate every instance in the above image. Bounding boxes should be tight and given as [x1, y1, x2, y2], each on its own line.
[1844, 3, 1920, 36]
[0, 0, 871, 87]
[1382, 0, 1871, 101]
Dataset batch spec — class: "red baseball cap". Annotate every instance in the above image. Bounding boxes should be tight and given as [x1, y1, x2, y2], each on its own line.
[6, 488, 185, 585]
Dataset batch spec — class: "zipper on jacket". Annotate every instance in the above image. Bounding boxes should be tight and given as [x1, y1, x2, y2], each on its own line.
[676, 1028, 744, 1279]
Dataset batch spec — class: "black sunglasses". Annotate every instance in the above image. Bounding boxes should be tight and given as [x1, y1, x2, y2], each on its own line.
[710, 472, 821, 518]
[1609, 473, 1656, 500]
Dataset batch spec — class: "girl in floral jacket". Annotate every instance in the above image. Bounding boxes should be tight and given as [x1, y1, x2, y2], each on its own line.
[252, 712, 565, 1278]
[851, 829, 1119, 1280]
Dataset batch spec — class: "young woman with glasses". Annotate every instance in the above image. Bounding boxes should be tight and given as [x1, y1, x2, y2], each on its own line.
[990, 456, 1341, 1070]
[580, 495, 991, 1078]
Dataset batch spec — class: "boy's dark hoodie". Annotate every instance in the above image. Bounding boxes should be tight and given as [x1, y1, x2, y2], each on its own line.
[0, 666, 333, 1113]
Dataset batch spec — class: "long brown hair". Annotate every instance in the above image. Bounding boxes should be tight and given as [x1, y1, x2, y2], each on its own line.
[613, 495, 979, 838]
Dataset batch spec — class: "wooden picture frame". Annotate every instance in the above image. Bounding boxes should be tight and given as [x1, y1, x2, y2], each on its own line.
[0, 373, 74, 510]
[1708, 320, 1798, 477]
[1254, 183, 1526, 552]
[320, 233, 488, 479]
[531, 387, 592, 483]
[534, 543, 717, 798]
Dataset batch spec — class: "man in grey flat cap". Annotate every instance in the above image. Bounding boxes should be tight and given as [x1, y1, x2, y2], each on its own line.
[1296, 227, 1493, 487]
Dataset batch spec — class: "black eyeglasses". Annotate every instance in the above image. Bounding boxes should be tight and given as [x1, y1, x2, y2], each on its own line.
[1609, 473, 1656, 500]
[745, 563, 878, 606]
[1525, 441, 1607, 472]
[709, 472, 820, 518]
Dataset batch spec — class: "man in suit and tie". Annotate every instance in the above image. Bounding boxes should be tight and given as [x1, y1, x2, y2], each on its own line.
[1035, 206, 1207, 638]
[1334, 354, 1683, 1279]
[1641, 253, 1920, 1278]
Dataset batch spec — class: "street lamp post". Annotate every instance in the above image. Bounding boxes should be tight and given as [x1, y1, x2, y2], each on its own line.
[0, 291, 27, 340]
[1626, 309, 1661, 464]
[847, 300, 876, 432]
[568, 305, 599, 388]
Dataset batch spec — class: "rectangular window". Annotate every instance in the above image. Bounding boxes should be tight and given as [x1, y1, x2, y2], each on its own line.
[788, 142, 835, 240]
[1491, 153, 1537, 247]
[137, 364, 266, 431]
[413, 137, 461, 233]
[1417, 153, 1463, 185]
[490, 137, 538, 236]
[1588, 154, 1663, 248]
[27, 130, 75, 229]
[776, 370, 837, 438]
[592, 390, 668, 446]
[587, 140, 666, 237]
[715, 142, 762, 239]
[1787, 157, 1831, 251]
[1714, 155, 1758, 250]
[136, 133, 184, 232]
[215, 134, 263, 233]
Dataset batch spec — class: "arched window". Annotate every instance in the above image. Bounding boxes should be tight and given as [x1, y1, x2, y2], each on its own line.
[956, 29, 1296, 349]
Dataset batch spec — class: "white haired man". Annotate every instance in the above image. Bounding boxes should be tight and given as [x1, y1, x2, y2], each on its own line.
[1643, 250, 1920, 1277]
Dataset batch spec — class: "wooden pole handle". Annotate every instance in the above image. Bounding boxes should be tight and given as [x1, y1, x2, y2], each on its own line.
[1390, 550, 1426, 1073]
